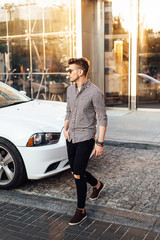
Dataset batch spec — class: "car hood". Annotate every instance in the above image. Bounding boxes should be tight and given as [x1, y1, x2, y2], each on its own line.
[0, 100, 67, 146]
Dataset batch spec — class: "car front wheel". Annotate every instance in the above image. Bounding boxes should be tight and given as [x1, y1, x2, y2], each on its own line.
[0, 138, 27, 189]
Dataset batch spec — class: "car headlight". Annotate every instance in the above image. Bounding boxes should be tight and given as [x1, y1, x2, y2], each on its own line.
[26, 132, 61, 147]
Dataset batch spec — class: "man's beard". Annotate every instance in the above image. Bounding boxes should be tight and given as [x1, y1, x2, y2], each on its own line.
[70, 75, 79, 82]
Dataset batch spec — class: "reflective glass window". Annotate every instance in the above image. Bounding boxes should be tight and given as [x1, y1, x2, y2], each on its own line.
[31, 36, 44, 73]
[9, 38, 30, 92]
[0, 0, 77, 102]
[138, 0, 160, 108]
[0, 41, 8, 80]
[10, 38, 30, 73]
[0, 9, 6, 36]
[29, 4, 43, 34]
[43, 1, 70, 33]
[104, 0, 130, 107]
[3, 1, 29, 36]
[45, 35, 69, 73]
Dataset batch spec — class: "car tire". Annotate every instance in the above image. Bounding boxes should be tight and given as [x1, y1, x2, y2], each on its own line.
[0, 137, 27, 189]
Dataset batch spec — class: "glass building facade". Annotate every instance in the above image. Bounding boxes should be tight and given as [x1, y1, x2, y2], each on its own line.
[0, 0, 160, 110]
[0, 0, 78, 100]
[105, 0, 160, 110]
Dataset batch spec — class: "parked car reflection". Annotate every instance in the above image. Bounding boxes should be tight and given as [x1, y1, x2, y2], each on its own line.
[105, 70, 160, 104]
[138, 73, 160, 102]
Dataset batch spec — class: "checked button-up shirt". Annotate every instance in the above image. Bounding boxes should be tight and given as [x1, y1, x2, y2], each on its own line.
[65, 80, 108, 143]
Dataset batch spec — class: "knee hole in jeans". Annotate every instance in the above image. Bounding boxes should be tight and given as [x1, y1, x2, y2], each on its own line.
[74, 174, 80, 179]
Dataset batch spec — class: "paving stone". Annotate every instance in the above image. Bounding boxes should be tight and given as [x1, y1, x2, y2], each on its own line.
[65, 225, 83, 235]
[4, 224, 22, 232]
[121, 227, 148, 240]
[0, 229, 15, 240]
[114, 226, 129, 238]
[51, 231, 69, 240]
[98, 231, 120, 240]
[35, 231, 50, 239]
[63, 233, 77, 240]
[0, 201, 158, 240]
[12, 232, 31, 240]
[89, 229, 104, 239]
[8, 145, 160, 218]
[144, 231, 158, 240]
[0, 219, 12, 227]
[19, 224, 36, 234]
[155, 233, 160, 239]
[10, 221, 27, 229]
[74, 236, 90, 240]
[1, 145, 160, 238]
[7, 237, 22, 240]
[4, 214, 19, 221]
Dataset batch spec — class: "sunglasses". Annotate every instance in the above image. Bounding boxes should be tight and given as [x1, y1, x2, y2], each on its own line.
[67, 69, 74, 74]
[66, 67, 84, 74]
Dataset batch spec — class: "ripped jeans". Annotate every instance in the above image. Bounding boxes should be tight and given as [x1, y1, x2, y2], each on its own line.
[66, 139, 98, 209]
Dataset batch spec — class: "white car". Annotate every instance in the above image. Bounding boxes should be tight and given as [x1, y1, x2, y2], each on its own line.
[0, 82, 69, 189]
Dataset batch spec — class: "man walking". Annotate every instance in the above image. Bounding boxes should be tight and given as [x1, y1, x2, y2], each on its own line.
[63, 57, 107, 225]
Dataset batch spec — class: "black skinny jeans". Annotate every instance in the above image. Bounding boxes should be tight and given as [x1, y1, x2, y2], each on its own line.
[66, 139, 98, 209]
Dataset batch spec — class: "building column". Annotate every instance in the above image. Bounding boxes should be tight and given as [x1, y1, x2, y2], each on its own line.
[130, 0, 138, 111]
[81, 0, 104, 93]
[97, 0, 105, 93]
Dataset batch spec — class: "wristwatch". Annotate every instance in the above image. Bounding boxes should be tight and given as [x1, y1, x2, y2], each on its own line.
[96, 140, 104, 147]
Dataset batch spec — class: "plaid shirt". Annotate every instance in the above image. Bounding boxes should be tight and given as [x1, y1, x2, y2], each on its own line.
[65, 80, 108, 143]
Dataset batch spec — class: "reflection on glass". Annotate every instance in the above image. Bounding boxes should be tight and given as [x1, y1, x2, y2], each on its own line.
[9, 38, 30, 93]
[0, 9, 6, 36]
[29, 4, 43, 34]
[104, 0, 129, 107]
[138, 0, 160, 108]
[44, 5, 69, 33]
[7, 2, 29, 35]
[0, 41, 7, 80]
[45, 35, 69, 74]
[31, 37, 44, 73]
[0, 0, 76, 101]
[28, 73, 69, 101]
[10, 38, 30, 73]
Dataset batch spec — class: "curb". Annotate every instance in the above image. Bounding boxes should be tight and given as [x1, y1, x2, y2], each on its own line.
[104, 139, 160, 150]
[1, 190, 160, 233]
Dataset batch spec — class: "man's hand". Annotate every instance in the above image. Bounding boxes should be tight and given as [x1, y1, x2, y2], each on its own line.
[63, 128, 70, 140]
[92, 144, 103, 157]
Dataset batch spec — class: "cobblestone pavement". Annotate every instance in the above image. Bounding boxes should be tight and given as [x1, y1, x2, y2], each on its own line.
[0, 201, 159, 240]
[16, 145, 160, 216]
[1, 145, 160, 235]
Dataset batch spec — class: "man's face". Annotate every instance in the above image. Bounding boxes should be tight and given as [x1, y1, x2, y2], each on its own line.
[67, 64, 80, 82]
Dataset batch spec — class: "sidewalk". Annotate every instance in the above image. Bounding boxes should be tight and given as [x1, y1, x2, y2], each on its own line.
[1, 109, 160, 239]
[0, 201, 158, 240]
[1, 145, 160, 233]
[105, 109, 160, 147]
[0, 203, 160, 240]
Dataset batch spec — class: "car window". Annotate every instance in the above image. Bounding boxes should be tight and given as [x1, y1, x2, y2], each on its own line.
[0, 82, 31, 108]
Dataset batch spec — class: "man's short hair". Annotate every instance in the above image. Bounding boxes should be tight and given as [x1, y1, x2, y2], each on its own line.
[68, 57, 90, 76]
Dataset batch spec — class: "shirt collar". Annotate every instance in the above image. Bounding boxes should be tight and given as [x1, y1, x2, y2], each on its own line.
[75, 80, 90, 91]
[82, 80, 90, 88]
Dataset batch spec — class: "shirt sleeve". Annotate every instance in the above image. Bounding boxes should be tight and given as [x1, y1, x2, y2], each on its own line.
[65, 87, 71, 120]
[92, 89, 108, 127]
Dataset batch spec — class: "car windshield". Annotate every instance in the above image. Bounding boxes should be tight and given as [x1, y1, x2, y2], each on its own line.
[0, 82, 31, 108]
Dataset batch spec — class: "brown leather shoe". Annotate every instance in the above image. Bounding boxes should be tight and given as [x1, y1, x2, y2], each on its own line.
[89, 181, 104, 200]
[69, 209, 87, 226]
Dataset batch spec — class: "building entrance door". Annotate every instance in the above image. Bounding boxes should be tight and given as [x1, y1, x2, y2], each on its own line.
[138, 0, 160, 109]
